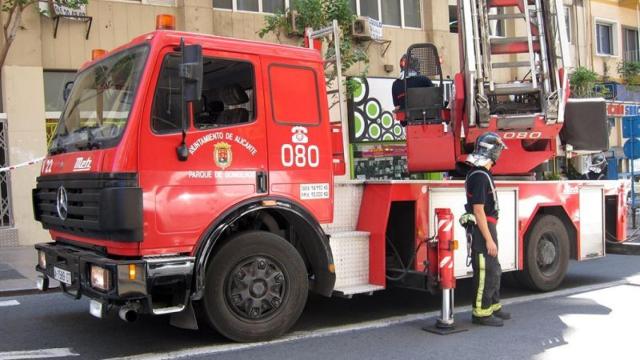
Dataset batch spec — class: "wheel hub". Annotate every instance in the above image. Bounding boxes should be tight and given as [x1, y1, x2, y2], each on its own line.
[226, 256, 286, 321]
[250, 280, 267, 298]
[537, 233, 558, 273]
[539, 240, 556, 265]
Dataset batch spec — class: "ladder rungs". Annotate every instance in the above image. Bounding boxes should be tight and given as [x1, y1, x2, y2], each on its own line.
[489, 83, 540, 96]
[488, 0, 534, 7]
[490, 36, 539, 45]
[488, 13, 526, 21]
[491, 42, 541, 55]
[492, 61, 535, 69]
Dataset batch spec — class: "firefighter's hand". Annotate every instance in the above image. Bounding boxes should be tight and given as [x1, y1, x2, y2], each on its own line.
[486, 240, 498, 257]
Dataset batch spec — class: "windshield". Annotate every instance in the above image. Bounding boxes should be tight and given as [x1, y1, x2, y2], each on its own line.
[50, 45, 149, 154]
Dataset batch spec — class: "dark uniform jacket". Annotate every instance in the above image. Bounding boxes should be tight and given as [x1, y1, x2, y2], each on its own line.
[465, 166, 499, 252]
[391, 75, 433, 109]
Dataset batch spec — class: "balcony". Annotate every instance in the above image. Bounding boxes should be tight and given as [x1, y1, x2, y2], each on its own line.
[594, 83, 640, 102]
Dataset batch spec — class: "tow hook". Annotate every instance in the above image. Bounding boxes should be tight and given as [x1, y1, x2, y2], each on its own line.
[36, 275, 49, 291]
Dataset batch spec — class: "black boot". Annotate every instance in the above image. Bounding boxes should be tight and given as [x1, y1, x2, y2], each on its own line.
[472, 315, 504, 327]
[493, 309, 511, 320]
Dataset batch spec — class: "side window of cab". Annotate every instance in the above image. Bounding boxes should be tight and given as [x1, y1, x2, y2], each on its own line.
[151, 54, 182, 133]
[193, 58, 255, 129]
[268, 64, 320, 126]
[151, 54, 256, 133]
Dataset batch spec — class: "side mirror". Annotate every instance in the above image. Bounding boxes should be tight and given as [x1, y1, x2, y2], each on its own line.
[176, 41, 203, 162]
[63, 81, 74, 102]
[180, 44, 203, 103]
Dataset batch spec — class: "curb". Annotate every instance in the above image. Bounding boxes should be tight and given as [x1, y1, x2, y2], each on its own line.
[0, 286, 60, 298]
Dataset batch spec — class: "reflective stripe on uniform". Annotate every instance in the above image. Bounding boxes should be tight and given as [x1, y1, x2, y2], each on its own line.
[491, 303, 502, 312]
[473, 253, 493, 317]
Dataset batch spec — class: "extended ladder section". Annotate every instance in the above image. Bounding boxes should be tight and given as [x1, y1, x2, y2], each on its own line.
[459, 0, 571, 127]
[306, 20, 345, 126]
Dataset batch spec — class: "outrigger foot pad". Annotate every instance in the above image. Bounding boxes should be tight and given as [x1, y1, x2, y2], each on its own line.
[423, 321, 468, 335]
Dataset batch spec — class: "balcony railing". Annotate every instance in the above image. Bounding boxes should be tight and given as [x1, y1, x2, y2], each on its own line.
[593, 83, 640, 102]
[594, 83, 617, 100]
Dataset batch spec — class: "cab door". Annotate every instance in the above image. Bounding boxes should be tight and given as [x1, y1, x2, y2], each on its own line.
[139, 46, 268, 253]
[262, 60, 333, 222]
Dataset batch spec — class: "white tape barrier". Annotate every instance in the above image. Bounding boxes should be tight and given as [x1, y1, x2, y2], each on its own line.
[0, 157, 45, 173]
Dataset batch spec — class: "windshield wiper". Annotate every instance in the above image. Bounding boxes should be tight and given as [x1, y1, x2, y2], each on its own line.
[74, 125, 102, 151]
[49, 145, 66, 155]
[72, 124, 101, 134]
[48, 135, 68, 155]
[84, 139, 102, 150]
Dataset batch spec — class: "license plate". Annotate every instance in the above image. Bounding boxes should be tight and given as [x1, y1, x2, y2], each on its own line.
[53, 267, 72, 285]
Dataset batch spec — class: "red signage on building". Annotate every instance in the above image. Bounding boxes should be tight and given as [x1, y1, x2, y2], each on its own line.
[607, 103, 640, 117]
[607, 103, 625, 117]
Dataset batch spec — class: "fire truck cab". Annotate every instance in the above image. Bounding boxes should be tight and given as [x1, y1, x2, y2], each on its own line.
[34, 29, 340, 342]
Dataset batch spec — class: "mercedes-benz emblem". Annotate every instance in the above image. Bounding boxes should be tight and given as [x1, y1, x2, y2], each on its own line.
[56, 186, 68, 221]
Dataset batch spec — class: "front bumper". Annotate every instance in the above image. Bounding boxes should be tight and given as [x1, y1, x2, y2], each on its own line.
[35, 242, 194, 316]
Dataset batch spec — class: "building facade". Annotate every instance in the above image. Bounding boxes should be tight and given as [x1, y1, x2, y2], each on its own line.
[576, 0, 640, 176]
[0, 0, 463, 246]
[2, 0, 638, 246]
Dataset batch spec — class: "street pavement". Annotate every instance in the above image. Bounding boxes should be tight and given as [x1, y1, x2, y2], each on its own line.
[1, 254, 640, 360]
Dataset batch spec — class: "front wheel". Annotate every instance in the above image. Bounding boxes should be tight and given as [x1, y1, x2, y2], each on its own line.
[517, 215, 570, 292]
[203, 231, 308, 342]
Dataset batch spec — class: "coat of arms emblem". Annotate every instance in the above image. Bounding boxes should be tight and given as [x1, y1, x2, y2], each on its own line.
[214, 142, 232, 169]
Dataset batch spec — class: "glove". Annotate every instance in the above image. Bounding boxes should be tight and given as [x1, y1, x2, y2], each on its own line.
[459, 213, 476, 227]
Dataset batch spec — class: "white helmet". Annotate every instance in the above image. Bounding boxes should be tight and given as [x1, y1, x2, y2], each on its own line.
[465, 132, 508, 167]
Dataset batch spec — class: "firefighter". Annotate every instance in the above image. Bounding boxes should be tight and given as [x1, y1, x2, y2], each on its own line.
[586, 153, 608, 180]
[392, 54, 433, 120]
[465, 132, 511, 327]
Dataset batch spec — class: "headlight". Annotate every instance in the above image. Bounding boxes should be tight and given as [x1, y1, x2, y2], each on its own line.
[90, 265, 112, 291]
[38, 251, 47, 269]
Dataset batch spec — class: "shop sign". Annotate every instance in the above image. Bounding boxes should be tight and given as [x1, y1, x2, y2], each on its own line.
[607, 103, 640, 117]
[622, 117, 640, 139]
[38, 1, 87, 19]
[366, 17, 383, 40]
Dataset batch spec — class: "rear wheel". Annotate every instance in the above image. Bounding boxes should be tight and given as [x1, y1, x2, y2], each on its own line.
[203, 231, 308, 342]
[517, 215, 570, 292]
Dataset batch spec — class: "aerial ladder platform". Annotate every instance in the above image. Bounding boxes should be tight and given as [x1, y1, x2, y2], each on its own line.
[403, 0, 572, 175]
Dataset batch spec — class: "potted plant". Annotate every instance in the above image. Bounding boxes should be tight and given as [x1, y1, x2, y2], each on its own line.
[569, 66, 599, 98]
[618, 60, 640, 90]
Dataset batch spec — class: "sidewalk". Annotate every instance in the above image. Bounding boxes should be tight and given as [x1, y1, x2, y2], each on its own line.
[0, 246, 58, 294]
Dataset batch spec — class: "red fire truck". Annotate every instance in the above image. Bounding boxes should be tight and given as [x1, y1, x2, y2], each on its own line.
[32, 4, 629, 342]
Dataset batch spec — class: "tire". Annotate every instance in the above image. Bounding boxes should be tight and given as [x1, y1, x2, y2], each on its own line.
[517, 215, 570, 292]
[203, 231, 308, 342]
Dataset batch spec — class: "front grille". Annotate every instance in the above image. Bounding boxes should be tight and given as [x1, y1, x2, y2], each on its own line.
[33, 173, 142, 242]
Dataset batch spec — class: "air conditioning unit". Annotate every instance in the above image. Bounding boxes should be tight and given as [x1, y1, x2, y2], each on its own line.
[352, 16, 383, 41]
[352, 17, 372, 40]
